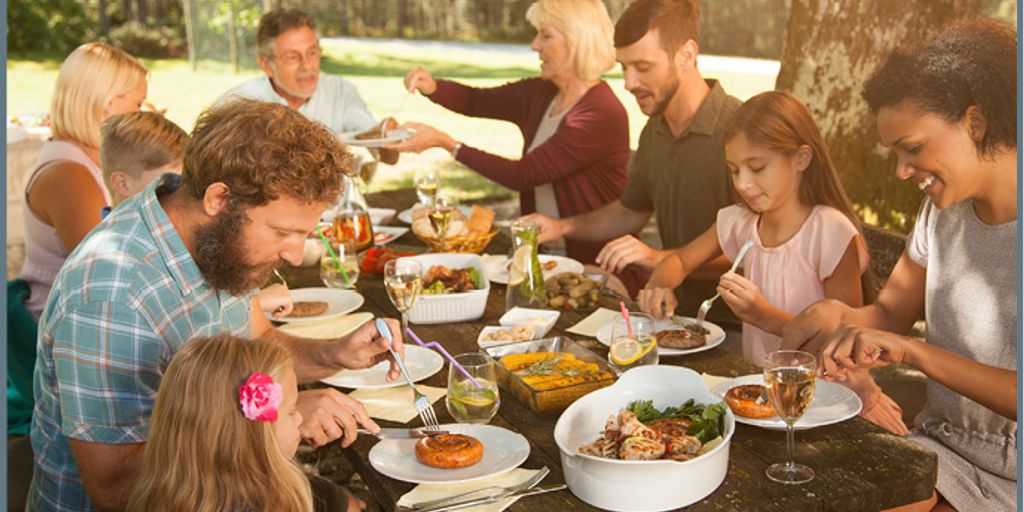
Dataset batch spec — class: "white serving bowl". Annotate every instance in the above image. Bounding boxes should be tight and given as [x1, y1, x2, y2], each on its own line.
[499, 307, 560, 339]
[401, 253, 489, 324]
[553, 365, 734, 512]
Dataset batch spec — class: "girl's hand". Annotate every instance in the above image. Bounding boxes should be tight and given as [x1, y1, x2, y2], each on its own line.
[385, 122, 455, 153]
[404, 66, 437, 95]
[819, 325, 909, 380]
[258, 284, 293, 318]
[296, 388, 379, 447]
[717, 272, 768, 324]
[781, 298, 849, 354]
[638, 286, 677, 320]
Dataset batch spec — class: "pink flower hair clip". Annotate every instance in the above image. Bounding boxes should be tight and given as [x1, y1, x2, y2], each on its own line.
[239, 372, 282, 422]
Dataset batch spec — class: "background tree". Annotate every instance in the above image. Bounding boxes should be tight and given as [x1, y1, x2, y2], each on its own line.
[775, 0, 987, 232]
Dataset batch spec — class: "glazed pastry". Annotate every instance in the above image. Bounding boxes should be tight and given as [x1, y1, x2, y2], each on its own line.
[415, 434, 484, 469]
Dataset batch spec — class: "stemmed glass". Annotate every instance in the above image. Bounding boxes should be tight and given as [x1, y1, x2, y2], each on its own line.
[383, 259, 422, 333]
[608, 313, 659, 372]
[763, 350, 817, 484]
[414, 168, 441, 206]
[428, 195, 459, 251]
[445, 352, 500, 424]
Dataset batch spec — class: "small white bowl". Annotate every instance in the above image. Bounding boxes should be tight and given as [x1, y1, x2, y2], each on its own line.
[499, 307, 560, 339]
[476, 325, 535, 347]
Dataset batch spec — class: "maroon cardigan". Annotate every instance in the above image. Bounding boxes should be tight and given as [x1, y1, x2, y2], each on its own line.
[427, 78, 630, 265]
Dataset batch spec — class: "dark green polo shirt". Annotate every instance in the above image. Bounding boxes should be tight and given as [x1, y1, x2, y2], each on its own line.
[621, 80, 741, 323]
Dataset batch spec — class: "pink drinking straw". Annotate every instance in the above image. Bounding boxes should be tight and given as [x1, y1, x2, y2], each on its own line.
[619, 301, 634, 338]
[405, 327, 484, 389]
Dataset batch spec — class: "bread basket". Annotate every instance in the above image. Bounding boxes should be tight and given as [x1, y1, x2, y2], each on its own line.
[416, 228, 499, 254]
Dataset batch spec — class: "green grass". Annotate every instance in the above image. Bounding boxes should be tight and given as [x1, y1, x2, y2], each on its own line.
[7, 38, 776, 200]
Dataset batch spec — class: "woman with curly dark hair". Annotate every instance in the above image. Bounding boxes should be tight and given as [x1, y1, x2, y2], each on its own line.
[784, 18, 1017, 512]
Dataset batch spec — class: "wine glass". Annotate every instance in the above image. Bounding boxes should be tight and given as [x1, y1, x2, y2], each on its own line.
[608, 313, 659, 372]
[383, 259, 422, 332]
[446, 352, 500, 424]
[763, 349, 817, 484]
[414, 168, 441, 205]
[428, 195, 459, 252]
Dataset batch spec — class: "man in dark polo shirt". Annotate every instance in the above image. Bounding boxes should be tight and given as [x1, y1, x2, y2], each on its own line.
[524, 0, 741, 320]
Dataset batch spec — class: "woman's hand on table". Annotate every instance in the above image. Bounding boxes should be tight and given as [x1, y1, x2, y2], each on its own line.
[334, 318, 405, 382]
[404, 66, 437, 95]
[818, 325, 910, 381]
[385, 122, 456, 154]
[297, 388, 379, 447]
[781, 298, 849, 354]
[637, 286, 677, 320]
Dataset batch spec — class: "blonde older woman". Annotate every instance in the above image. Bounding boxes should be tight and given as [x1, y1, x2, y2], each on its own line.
[20, 42, 148, 321]
[390, 0, 629, 266]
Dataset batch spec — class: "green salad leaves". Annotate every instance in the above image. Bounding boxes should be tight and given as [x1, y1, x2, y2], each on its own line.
[626, 399, 728, 444]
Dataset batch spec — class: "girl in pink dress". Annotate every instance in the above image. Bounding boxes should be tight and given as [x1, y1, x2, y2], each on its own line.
[638, 91, 906, 435]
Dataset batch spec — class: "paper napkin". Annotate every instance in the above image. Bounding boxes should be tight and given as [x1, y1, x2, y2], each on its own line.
[277, 312, 374, 339]
[349, 384, 447, 423]
[397, 468, 545, 512]
[565, 308, 620, 337]
[700, 372, 732, 392]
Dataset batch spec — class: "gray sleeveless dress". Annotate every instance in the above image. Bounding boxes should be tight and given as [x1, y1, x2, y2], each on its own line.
[905, 199, 1017, 510]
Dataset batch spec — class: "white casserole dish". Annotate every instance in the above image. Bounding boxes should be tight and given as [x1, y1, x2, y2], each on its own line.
[401, 253, 489, 324]
[553, 365, 734, 511]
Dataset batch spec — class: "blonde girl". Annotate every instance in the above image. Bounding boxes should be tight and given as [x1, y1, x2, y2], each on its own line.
[128, 334, 362, 511]
[639, 91, 906, 435]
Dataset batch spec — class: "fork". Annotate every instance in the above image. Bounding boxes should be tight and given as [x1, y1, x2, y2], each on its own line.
[406, 466, 550, 512]
[696, 239, 755, 327]
[375, 318, 440, 429]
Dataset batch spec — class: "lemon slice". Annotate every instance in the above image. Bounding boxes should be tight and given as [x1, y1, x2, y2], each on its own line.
[610, 337, 655, 366]
[507, 245, 532, 286]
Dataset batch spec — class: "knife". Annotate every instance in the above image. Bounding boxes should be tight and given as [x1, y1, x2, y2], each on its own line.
[400, 484, 568, 512]
[358, 428, 449, 440]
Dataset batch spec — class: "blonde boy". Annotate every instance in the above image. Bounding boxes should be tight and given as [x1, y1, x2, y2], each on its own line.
[100, 111, 189, 206]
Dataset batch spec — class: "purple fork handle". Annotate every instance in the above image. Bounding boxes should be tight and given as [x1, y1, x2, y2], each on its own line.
[405, 327, 484, 389]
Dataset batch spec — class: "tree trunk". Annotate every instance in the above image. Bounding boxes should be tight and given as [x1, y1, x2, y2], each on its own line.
[227, 0, 240, 74]
[776, 0, 984, 232]
[182, 0, 197, 71]
[98, 0, 110, 35]
[135, 0, 148, 23]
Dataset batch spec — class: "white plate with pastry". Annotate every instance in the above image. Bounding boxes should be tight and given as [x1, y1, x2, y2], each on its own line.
[710, 374, 862, 430]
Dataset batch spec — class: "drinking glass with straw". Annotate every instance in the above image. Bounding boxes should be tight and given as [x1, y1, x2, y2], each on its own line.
[316, 227, 354, 288]
[384, 259, 422, 332]
[608, 304, 658, 372]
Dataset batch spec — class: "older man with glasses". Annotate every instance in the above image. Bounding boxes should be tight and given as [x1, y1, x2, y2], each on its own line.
[221, 8, 398, 164]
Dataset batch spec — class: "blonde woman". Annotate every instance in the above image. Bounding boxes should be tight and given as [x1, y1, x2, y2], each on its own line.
[390, 0, 629, 267]
[128, 334, 363, 512]
[20, 42, 148, 321]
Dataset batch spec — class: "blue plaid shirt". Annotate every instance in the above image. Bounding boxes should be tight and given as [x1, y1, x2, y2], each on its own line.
[28, 175, 253, 511]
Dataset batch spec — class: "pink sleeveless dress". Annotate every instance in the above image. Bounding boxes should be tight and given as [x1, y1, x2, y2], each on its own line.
[717, 204, 908, 435]
[19, 140, 111, 321]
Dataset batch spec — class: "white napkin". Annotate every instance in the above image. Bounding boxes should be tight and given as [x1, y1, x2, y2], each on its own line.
[349, 384, 446, 423]
[397, 468, 544, 512]
[701, 372, 732, 392]
[565, 308, 620, 337]
[277, 312, 374, 339]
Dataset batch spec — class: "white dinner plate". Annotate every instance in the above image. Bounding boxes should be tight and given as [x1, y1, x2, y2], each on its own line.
[710, 374, 863, 431]
[483, 255, 585, 285]
[369, 423, 530, 484]
[320, 345, 443, 389]
[339, 128, 414, 148]
[595, 316, 726, 356]
[268, 288, 364, 324]
[374, 226, 409, 245]
[396, 205, 473, 225]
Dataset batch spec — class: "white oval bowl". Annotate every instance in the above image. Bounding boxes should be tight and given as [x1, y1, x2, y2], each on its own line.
[399, 253, 490, 324]
[554, 365, 734, 511]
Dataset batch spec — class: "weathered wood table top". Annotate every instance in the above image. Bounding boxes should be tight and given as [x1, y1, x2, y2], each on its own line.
[280, 188, 937, 512]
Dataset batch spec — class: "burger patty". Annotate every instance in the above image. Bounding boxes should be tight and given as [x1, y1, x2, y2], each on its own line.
[287, 301, 329, 318]
[655, 328, 707, 349]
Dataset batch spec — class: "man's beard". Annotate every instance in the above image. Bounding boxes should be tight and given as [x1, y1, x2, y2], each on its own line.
[649, 74, 681, 117]
[193, 204, 282, 296]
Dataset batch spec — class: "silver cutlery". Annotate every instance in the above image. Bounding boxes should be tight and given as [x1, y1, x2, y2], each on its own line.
[357, 428, 448, 440]
[375, 318, 440, 429]
[696, 239, 755, 327]
[405, 466, 549, 511]
[401, 483, 567, 512]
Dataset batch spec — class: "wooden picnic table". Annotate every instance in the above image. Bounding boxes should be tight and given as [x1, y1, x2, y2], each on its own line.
[280, 188, 937, 512]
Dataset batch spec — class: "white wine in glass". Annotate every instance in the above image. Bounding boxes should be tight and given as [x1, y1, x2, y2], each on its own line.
[428, 196, 458, 251]
[384, 259, 422, 332]
[764, 350, 817, 484]
[415, 169, 441, 205]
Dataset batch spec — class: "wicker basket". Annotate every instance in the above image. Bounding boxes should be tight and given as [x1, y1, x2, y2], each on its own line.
[416, 228, 499, 254]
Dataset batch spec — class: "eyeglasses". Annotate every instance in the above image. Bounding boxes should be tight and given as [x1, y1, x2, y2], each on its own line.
[272, 46, 322, 66]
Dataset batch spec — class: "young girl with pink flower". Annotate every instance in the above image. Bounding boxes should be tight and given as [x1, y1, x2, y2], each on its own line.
[127, 334, 365, 511]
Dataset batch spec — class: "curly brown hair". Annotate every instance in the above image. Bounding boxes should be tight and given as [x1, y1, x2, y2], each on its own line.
[181, 98, 350, 208]
[863, 18, 1017, 158]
